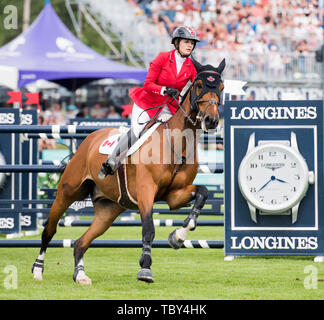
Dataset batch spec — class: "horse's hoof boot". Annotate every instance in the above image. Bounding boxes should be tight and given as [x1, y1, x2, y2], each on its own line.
[32, 260, 44, 281]
[137, 268, 154, 283]
[168, 229, 184, 250]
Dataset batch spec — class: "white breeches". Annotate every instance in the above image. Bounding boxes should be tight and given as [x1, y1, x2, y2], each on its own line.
[131, 103, 172, 138]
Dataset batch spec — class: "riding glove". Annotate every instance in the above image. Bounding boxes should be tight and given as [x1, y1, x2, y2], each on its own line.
[165, 87, 179, 98]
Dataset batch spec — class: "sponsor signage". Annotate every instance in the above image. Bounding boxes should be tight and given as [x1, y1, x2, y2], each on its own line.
[0, 213, 36, 234]
[0, 213, 20, 234]
[72, 117, 130, 127]
[224, 100, 324, 256]
[0, 108, 38, 233]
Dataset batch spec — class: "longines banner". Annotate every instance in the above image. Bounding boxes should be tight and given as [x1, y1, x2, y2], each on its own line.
[224, 100, 324, 256]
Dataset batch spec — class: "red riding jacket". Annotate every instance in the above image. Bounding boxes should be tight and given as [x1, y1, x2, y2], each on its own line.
[129, 50, 197, 119]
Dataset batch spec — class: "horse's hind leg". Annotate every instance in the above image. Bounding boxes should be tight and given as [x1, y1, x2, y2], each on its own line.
[32, 178, 92, 281]
[32, 196, 73, 280]
[73, 199, 124, 285]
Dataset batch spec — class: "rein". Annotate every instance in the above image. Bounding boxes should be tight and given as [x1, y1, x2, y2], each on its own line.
[136, 96, 170, 126]
[169, 70, 223, 127]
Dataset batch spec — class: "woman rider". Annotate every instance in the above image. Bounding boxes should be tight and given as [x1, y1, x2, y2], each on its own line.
[98, 26, 200, 178]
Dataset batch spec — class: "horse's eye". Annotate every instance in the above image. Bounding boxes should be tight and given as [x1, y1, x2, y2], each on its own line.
[197, 83, 203, 89]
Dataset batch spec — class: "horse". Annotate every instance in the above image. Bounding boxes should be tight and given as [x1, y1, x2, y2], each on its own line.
[32, 58, 225, 284]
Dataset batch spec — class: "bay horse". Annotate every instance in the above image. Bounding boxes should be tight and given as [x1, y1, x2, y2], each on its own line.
[32, 58, 225, 284]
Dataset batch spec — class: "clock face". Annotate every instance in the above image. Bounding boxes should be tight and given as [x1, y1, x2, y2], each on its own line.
[238, 143, 309, 213]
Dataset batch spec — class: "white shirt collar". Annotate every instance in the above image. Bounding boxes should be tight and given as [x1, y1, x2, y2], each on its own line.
[174, 51, 186, 74]
[174, 50, 186, 63]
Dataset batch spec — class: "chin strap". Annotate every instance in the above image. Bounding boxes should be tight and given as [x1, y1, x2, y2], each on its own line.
[178, 50, 190, 58]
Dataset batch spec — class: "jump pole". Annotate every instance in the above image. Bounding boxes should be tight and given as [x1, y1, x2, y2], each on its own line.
[0, 239, 224, 249]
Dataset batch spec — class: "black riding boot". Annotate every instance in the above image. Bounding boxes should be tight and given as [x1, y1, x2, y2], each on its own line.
[98, 129, 138, 179]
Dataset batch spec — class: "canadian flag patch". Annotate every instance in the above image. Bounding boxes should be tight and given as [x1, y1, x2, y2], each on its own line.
[99, 134, 120, 155]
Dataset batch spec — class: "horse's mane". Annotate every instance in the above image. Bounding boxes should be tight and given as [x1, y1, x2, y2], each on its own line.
[180, 84, 192, 107]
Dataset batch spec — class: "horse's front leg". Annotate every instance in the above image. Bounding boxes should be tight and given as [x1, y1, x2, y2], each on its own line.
[166, 185, 209, 249]
[137, 206, 155, 283]
[136, 174, 157, 283]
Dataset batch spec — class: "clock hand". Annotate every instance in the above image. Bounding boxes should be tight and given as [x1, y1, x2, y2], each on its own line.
[257, 176, 275, 192]
[274, 177, 288, 184]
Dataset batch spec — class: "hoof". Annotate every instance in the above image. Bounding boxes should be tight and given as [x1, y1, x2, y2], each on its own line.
[76, 275, 92, 285]
[32, 268, 43, 281]
[137, 268, 154, 283]
[73, 266, 92, 285]
[168, 229, 184, 250]
[32, 261, 44, 281]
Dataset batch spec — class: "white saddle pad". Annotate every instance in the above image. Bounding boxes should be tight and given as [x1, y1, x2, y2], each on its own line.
[99, 115, 171, 156]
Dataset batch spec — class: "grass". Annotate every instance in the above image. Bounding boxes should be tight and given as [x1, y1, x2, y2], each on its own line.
[0, 222, 324, 300]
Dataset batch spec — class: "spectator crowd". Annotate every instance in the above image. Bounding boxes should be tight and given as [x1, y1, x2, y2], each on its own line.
[130, 0, 323, 79]
[131, 0, 322, 52]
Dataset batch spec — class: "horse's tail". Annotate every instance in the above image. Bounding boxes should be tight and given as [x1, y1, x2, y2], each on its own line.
[58, 152, 75, 174]
[58, 162, 67, 173]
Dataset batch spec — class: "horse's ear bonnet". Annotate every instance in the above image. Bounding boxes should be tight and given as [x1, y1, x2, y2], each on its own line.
[191, 57, 226, 75]
[216, 58, 226, 74]
[190, 57, 226, 111]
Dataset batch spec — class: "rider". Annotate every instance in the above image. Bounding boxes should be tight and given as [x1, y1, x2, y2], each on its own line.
[98, 26, 200, 178]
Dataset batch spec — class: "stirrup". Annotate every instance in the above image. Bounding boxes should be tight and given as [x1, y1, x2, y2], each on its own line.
[98, 158, 117, 179]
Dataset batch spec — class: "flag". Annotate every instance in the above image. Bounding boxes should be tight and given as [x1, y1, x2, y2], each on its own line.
[121, 104, 133, 117]
[7, 91, 22, 104]
[25, 92, 39, 106]
[25, 92, 40, 113]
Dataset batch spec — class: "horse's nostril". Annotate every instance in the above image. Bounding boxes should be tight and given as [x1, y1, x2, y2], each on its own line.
[204, 116, 218, 129]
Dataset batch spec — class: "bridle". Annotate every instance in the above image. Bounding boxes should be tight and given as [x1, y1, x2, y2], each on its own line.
[174, 70, 223, 126]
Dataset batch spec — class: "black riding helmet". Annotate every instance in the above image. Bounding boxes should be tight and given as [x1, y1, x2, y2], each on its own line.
[171, 26, 200, 57]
